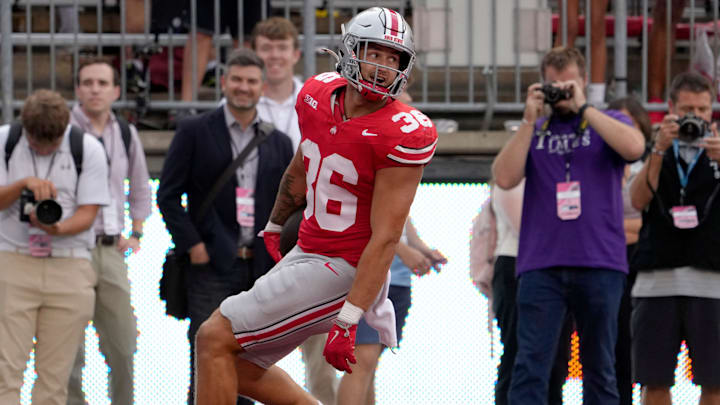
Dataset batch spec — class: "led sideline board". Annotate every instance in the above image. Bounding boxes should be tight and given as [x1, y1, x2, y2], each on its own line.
[19, 182, 699, 404]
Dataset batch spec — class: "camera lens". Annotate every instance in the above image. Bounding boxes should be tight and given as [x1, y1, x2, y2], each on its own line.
[35, 200, 62, 225]
[542, 84, 570, 105]
[677, 114, 707, 142]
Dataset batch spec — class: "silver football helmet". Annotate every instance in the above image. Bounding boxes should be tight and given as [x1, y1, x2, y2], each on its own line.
[334, 7, 415, 101]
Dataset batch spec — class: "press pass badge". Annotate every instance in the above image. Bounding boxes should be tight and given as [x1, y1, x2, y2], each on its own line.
[236, 187, 255, 228]
[671, 206, 699, 229]
[28, 226, 52, 257]
[557, 181, 582, 220]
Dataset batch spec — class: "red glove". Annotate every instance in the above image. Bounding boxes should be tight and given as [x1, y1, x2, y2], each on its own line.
[323, 321, 357, 373]
[261, 222, 283, 263]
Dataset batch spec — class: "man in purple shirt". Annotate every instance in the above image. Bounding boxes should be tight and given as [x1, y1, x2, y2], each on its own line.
[492, 47, 645, 405]
[67, 57, 152, 405]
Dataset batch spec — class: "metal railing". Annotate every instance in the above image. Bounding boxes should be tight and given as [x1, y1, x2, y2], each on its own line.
[1, 0, 720, 125]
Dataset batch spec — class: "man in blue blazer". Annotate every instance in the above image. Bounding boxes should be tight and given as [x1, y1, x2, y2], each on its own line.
[158, 49, 293, 405]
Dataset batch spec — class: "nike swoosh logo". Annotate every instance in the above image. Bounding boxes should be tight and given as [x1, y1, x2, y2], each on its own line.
[328, 330, 339, 344]
[325, 262, 339, 276]
[362, 129, 378, 136]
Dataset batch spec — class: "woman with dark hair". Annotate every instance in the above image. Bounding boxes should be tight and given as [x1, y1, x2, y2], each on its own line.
[608, 96, 651, 405]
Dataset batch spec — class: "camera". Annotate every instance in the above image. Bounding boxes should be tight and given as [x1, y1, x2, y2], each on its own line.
[540, 84, 572, 105]
[676, 113, 708, 142]
[19, 189, 63, 225]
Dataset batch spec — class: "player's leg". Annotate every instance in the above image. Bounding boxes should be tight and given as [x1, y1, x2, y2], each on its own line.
[235, 359, 320, 405]
[194, 309, 245, 405]
[202, 247, 356, 404]
[197, 310, 320, 405]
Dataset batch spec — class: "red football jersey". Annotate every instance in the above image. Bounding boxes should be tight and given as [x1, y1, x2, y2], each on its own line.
[295, 72, 438, 266]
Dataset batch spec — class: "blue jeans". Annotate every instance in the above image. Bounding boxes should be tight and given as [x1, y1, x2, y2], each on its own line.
[508, 267, 625, 405]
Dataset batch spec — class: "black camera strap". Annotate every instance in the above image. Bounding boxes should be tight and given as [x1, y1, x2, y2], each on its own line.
[195, 122, 274, 223]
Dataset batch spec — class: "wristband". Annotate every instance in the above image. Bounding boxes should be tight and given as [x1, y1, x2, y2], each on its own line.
[130, 231, 143, 239]
[264, 221, 283, 233]
[651, 147, 666, 156]
[578, 103, 591, 119]
[337, 300, 364, 325]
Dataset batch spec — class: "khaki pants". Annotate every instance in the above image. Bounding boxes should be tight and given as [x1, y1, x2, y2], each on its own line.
[67, 244, 137, 405]
[301, 334, 338, 405]
[0, 251, 96, 405]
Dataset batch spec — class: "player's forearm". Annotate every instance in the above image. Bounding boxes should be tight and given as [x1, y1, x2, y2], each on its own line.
[346, 236, 399, 310]
[269, 152, 307, 225]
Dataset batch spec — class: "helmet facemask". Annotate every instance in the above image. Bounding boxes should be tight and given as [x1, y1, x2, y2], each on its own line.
[332, 8, 416, 102]
[338, 36, 413, 101]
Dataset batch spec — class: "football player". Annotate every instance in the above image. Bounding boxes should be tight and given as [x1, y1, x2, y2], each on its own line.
[194, 8, 438, 405]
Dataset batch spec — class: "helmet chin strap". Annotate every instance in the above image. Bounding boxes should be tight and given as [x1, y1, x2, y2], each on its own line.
[357, 75, 392, 101]
[358, 84, 387, 102]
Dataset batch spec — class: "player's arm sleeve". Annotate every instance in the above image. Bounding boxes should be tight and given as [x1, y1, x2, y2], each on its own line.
[374, 126, 438, 170]
[76, 135, 110, 207]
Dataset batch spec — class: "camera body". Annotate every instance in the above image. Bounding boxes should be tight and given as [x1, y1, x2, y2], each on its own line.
[676, 113, 708, 143]
[19, 189, 63, 225]
[541, 84, 572, 105]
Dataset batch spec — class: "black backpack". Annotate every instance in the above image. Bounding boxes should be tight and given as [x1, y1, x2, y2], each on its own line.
[5, 119, 132, 176]
[6, 122, 85, 177]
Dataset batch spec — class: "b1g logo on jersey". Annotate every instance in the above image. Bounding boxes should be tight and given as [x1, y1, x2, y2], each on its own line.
[304, 94, 318, 110]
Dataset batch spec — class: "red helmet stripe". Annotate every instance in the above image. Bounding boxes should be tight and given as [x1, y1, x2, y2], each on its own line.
[388, 9, 400, 37]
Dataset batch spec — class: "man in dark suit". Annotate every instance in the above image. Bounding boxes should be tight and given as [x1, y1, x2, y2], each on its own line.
[158, 48, 293, 405]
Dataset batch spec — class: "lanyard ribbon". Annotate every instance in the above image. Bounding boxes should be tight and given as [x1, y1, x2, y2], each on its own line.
[672, 140, 704, 204]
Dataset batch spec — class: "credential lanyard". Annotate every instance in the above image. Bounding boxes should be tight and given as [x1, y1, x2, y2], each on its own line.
[541, 116, 588, 182]
[30, 150, 58, 180]
[672, 140, 704, 204]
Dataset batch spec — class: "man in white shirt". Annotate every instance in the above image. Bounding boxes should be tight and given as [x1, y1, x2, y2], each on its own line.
[0, 89, 109, 405]
[251, 17, 303, 151]
[67, 57, 152, 405]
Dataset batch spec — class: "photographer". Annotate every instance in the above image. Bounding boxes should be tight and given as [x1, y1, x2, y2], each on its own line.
[0, 90, 109, 404]
[629, 72, 720, 405]
[492, 47, 645, 404]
